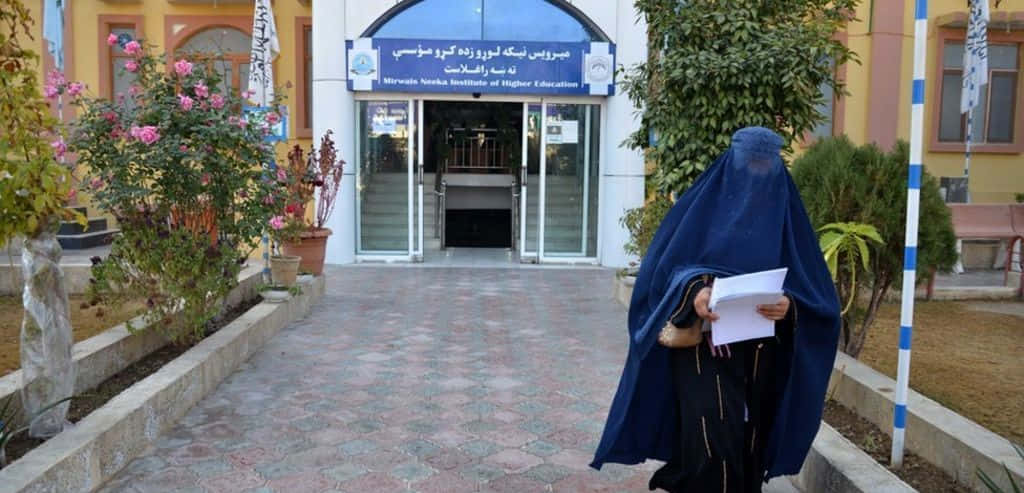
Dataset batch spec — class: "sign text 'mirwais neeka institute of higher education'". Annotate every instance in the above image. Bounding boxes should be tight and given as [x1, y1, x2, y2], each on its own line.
[346, 38, 615, 96]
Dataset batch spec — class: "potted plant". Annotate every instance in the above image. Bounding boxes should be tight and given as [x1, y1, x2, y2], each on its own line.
[280, 131, 344, 275]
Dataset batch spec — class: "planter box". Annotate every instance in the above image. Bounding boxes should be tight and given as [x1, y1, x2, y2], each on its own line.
[0, 274, 324, 492]
[794, 424, 915, 493]
[830, 352, 1024, 492]
[0, 265, 262, 429]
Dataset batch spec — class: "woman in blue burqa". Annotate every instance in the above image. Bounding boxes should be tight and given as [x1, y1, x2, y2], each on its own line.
[591, 127, 840, 492]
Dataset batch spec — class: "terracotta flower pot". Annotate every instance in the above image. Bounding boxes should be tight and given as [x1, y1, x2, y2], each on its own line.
[270, 255, 301, 287]
[281, 228, 332, 275]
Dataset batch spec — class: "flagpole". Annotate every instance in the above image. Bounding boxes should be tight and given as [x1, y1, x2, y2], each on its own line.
[964, 108, 972, 204]
[892, 0, 928, 468]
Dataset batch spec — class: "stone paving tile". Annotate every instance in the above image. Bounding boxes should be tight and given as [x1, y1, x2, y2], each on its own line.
[97, 267, 797, 492]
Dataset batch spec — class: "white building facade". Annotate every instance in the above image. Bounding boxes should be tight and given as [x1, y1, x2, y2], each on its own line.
[313, 0, 647, 267]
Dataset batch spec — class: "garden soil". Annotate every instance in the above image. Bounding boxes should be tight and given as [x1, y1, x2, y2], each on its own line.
[3, 296, 260, 465]
[859, 300, 1024, 444]
[1, 296, 145, 377]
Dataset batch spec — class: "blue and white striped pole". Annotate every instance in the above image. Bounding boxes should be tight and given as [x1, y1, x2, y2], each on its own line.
[892, 0, 929, 468]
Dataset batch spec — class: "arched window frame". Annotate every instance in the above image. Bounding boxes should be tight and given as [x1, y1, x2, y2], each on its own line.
[165, 16, 255, 95]
[361, 0, 611, 42]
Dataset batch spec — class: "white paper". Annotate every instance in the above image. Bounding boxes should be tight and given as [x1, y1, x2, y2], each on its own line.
[708, 268, 788, 345]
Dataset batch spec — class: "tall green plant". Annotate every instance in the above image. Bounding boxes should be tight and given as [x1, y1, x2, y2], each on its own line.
[792, 136, 957, 357]
[818, 222, 884, 315]
[625, 0, 858, 194]
[621, 194, 673, 259]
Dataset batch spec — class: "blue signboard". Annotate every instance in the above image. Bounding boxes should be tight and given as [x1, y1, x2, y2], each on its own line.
[347, 38, 615, 96]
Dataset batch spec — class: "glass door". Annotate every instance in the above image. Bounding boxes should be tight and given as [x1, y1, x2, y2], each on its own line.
[539, 102, 600, 261]
[355, 99, 418, 259]
[520, 103, 542, 260]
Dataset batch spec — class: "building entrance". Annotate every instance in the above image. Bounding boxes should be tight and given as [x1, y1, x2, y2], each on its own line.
[354, 98, 601, 263]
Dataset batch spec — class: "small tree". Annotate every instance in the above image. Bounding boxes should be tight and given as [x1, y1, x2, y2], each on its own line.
[626, 0, 858, 194]
[792, 136, 957, 357]
[0, 0, 81, 438]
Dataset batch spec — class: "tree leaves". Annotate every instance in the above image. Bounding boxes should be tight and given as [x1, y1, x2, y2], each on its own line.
[627, 0, 858, 194]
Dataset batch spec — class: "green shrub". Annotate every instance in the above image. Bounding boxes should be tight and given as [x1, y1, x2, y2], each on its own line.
[621, 195, 674, 259]
[791, 136, 957, 357]
[1015, 193, 1023, 203]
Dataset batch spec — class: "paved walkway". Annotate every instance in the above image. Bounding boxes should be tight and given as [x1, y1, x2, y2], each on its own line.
[100, 266, 798, 493]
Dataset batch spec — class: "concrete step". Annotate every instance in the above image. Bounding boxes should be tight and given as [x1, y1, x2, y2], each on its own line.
[58, 217, 109, 236]
[57, 229, 119, 250]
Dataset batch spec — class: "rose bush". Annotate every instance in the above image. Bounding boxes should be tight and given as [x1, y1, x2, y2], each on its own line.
[68, 40, 282, 342]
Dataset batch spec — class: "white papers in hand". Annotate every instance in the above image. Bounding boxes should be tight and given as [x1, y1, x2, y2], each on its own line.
[708, 268, 788, 345]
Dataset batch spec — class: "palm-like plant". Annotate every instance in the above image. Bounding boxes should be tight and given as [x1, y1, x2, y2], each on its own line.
[0, 395, 74, 468]
[818, 222, 885, 315]
[977, 443, 1023, 493]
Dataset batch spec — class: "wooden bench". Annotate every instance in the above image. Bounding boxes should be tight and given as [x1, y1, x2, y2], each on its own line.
[927, 204, 1023, 298]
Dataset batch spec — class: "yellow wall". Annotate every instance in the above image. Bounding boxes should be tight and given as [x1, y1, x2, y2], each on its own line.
[833, 0, 1023, 203]
[32, 0, 313, 165]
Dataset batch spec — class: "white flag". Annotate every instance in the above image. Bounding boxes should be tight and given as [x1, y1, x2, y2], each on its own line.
[43, 0, 64, 71]
[247, 0, 280, 106]
[960, 0, 990, 114]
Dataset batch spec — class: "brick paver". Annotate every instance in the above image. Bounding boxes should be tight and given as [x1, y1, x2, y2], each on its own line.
[99, 266, 796, 492]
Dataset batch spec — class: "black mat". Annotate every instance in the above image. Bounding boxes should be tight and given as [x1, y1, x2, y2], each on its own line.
[446, 209, 512, 248]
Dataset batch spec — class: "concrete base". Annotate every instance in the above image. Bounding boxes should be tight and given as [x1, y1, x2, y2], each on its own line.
[0, 274, 323, 492]
[0, 266, 263, 430]
[794, 424, 916, 493]
[830, 353, 1024, 493]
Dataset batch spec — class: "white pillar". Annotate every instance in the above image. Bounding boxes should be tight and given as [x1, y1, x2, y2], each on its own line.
[599, 0, 647, 268]
[314, 0, 357, 264]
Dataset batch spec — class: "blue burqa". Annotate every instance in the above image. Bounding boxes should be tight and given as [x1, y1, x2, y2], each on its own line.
[591, 127, 840, 479]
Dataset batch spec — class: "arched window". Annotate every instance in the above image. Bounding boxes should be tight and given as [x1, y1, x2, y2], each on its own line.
[365, 0, 608, 43]
[176, 27, 252, 96]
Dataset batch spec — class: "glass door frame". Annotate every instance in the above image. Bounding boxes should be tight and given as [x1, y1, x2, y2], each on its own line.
[526, 98, 604, 265]
[353, 96, 419, 262]
[354, 92, 605, 264]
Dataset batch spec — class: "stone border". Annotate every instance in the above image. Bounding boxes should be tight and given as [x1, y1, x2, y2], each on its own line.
[0, 265, 263, 428]
[830, 352, 1024, 492]
[794, 423, 916, 493]
[0, 274, 324, 492]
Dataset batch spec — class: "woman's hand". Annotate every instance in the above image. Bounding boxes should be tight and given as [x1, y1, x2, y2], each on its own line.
[693, 287, 719, 322]
[757, 296, 790, 321]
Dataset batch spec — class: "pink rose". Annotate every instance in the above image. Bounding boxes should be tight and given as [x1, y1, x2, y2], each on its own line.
[200, 173, 211, 186]
[123, 40, 141, 56]
[269, 215, 285, 230]
[179, 145, 188, 152]
[266, 112, 281, 125]
[66, 82, 84, 97]
[43, 84, 59, 99]
[263, 194, 275, 205]
[129, 85, 141, 96]
[90, 177, 104, 190]
[194, 81, 209, 99]
[107, 33, 119, 46]
[103, 112, 117, 123]
[173, 59, 193, 77]
[50, 138, 66, 158]
[209, 94, 225, 109]
[67, 188, 77, 200]
[124, 60, 138, 73]
[178, 94, 194, 111]
[46, 70, 65, 87]
[276, 168, 287, 182]
[130, 125, 160, 145]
